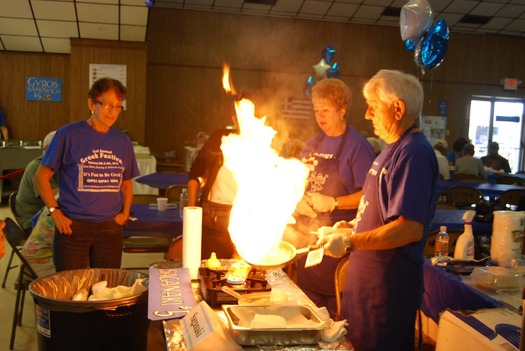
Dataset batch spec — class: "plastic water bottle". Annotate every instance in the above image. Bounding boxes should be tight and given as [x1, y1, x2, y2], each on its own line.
[179, 188, 188, 218]
[434, 226, 449, 264]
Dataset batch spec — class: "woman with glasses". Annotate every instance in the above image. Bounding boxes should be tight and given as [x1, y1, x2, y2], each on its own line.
[35, 78, 139, 271]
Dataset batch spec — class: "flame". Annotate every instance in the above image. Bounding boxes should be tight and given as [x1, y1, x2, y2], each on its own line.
[220, 65, 309, 266]
[222, 63, 236, 95]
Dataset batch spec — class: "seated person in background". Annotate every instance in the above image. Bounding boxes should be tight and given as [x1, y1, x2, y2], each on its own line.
[16, 131, 57, 235]
[0, 107, 9, 140]
[433, 139, 450, 180]
[446, 136, 469, 166]
[481, 141, 511, 173]
[21, 208, 56, 277]
[455, 143, 487, 180]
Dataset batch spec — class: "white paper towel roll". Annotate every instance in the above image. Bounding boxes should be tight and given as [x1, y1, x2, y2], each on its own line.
[491, 211, 525, 267]
[182, 206, 202, 279]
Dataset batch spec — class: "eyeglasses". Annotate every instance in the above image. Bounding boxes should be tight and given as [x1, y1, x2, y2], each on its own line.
[94, 100, 125, 112]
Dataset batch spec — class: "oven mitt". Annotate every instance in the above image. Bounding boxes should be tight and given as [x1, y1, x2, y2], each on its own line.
[307, 192, 336, 213]
[315, 307, 348, 342]
[295, 196, 317, 218]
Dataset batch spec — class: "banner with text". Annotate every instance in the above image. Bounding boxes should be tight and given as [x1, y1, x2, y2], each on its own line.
[26, 77, 62, 102]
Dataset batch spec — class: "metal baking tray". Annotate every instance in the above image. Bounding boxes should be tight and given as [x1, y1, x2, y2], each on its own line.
[222, 304, 326, 346]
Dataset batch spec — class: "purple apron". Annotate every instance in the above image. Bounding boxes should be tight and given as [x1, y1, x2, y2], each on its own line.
[296, 127, 356, 317]
[342, 126, 421, 351]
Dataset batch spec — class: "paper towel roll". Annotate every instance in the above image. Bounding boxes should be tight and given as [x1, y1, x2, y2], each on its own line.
[183, 206, 202, 279]
[491, 211, 525, 267]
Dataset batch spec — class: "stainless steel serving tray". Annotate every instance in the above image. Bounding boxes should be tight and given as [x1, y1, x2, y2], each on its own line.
[222, 304, 326, 346]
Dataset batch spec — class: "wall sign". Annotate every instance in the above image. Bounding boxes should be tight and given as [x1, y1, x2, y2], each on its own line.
[26, 77, 62, 102]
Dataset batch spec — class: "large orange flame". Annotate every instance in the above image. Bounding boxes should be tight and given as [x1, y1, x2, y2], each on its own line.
[220, 65, 309, 266]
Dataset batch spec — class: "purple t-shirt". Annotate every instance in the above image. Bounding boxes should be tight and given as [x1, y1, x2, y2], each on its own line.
[300, 125, 375, 196]
[42, 120, 139, 222]
[354, 131, 439, 263]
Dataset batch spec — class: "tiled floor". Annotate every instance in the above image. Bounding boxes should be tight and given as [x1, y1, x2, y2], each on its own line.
[0, 203, 167, 351]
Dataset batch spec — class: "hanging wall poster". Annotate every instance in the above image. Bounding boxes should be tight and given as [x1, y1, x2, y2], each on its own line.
[26, 77, 62, 102]
[420, 115, 447, 147]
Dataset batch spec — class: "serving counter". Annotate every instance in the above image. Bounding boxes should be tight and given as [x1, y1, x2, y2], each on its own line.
[158, 266, 353, 350]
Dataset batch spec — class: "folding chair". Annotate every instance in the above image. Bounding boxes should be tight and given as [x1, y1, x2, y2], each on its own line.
[3, 217, 39, 350]
[2, 194, 28, 288]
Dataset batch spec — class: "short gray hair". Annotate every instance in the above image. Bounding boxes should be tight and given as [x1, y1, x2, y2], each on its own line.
[363, 69, 423, 119]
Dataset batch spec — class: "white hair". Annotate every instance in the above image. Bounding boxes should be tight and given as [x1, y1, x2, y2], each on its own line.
[43, 131, 56, 150]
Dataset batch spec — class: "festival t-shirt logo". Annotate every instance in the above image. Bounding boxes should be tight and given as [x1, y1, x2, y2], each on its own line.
[77, 149, 124, 192]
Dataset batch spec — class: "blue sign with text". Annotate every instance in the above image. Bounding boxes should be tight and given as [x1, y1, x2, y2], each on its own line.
[26, 77, 62, 102]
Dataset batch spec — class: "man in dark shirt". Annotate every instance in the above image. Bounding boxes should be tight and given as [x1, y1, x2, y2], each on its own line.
[481, 142, 511, 173]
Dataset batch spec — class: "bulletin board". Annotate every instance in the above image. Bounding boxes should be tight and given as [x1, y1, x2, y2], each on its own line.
[420, 115, 447, 147]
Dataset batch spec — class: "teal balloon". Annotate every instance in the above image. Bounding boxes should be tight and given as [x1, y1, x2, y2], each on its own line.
[421, 18, 449, 70]
[404, 39, 417, 52]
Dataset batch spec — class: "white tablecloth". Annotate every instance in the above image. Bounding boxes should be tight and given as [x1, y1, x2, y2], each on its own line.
[133, 155, 159, 195]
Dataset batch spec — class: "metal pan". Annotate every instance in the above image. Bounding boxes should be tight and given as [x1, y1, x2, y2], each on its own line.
[240, 241, 298, 270]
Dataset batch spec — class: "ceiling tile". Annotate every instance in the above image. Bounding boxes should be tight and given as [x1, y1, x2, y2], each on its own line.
[485, 17, 513, 30]
[215, 0, 244, 10]
[37, 20, 79, 38]
[120, 25, 147, 41]
[353, 5, 384, 20]
[469, 2, 505, 17]
[0, 0, 33, 17]
[77, 0, 119, 4]
[0, 18, 38, 36]
[77, 3, 119, 24]
[496, 4, 525, 17]
[121, 0, 149, 5]
[271, 0, 302, 14]
[121, 6, 148, 26]
[327, 3, 358, 18]
[32, 1, 76, 21]
[504, 18, 525, 32]
[79, 22, 119, 40]
[300, 0, 332, 16]
[444, 0, 479, 14]
[1, 35, 43, 52]
[41, 37, 71, 53]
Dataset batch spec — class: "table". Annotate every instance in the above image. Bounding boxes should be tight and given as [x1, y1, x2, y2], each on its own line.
[161, 268, 353, 350]
[133, 155, 159, 195]
[437, 180, 525, 199]
[125, 203, 182, 238]
[421, 261, 505, 324]
[134, 172, 188, 190]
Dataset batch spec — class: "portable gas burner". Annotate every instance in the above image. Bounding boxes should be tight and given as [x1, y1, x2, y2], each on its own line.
[198, 266, 271, 306]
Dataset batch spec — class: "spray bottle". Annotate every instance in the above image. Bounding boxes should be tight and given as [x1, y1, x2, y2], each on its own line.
[454, 210, 476, 260]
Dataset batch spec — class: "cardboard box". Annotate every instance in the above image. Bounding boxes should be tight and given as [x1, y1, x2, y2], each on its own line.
[436, 308, 521, 351]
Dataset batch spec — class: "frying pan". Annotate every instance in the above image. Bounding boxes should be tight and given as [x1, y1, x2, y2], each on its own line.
[240, 241, 299, 270]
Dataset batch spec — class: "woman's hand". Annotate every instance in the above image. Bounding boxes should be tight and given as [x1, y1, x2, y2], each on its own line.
[307, 192, 336, 213]
[114, 212, 129, 226]
[316, 233, 349, 258]
[51, 210, 73, 236]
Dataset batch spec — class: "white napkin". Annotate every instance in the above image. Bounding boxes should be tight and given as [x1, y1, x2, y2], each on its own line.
[315, 307, 349, 342]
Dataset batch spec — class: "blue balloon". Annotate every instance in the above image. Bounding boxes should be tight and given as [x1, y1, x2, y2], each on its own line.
[404, 39, 417, 52]
[304, 76, 315, 97]
[327, 62, 341, 78]
[420, 18, 449, 70]
[321, 45, 336, 64]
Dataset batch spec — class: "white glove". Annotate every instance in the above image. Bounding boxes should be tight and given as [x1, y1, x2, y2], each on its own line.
[295, 196, 317, 218]
[307, 192, 336, 213]
[316, 233, 348, 258]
